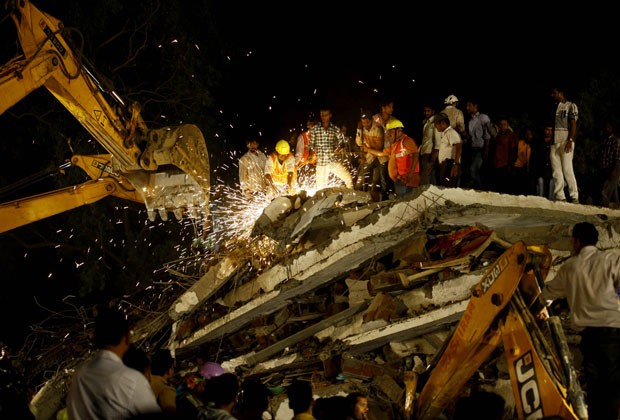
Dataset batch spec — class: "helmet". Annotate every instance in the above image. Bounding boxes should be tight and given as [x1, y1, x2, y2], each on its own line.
[200, 361, 226, 380]
[275, 139, 290, 155]
[444, 95, 459, 105]
[386, 119, 404, 130]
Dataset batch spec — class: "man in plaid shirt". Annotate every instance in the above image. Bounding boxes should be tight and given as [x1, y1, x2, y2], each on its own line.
[309, 106, 353, 191]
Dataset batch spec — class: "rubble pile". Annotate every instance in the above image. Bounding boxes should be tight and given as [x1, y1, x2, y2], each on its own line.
[29, 185, 620, 419]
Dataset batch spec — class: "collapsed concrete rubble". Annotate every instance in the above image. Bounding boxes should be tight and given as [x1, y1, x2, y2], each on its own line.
[30, 185, 620, 419]
[165, 184, 620, 418]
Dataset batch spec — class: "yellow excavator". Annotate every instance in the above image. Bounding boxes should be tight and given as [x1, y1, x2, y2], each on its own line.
[0, 0, 210, 233]
[407, 241, 589, 419]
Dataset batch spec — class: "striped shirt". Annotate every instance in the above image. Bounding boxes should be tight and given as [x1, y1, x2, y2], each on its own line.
[309, 123, 344, 166]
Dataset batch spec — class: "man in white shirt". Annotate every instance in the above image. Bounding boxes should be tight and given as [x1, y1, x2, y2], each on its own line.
[420, 105, 439, 186]
[540, 222, 620, 420]
[550, 86, 579, 203]
[432, 112, 462, 188]
[66, 307, 161, 419]
[239, 138, 267, 197]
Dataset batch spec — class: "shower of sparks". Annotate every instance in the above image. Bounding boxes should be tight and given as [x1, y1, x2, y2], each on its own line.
[159, 146, 356, 278]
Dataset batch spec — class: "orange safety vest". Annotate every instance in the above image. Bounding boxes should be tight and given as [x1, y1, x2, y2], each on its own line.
[388, 136, 419, 182]
[268, 152, 293, 185]
[297, 131, 316, 167]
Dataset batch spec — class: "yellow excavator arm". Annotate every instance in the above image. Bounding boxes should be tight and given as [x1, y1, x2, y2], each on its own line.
[412, 241, 588, 420]
[0, 155, 144, 233]
[0, 0, 210, 226]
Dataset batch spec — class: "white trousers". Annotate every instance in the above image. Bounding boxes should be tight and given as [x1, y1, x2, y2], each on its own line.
[316, 162, 353, 190]
[550, 136, 578, 201]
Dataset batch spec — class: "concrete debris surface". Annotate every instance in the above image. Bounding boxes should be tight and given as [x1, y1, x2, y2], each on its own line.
[29, 185, 620, 419]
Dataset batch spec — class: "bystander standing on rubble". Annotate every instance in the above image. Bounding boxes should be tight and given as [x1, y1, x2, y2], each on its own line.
[308, 106, 353, 191]
[432, 112, 462, 188]
[600, 121, 620, 208]
[550, 86, 579, 203]
[365, 118, 420, 198]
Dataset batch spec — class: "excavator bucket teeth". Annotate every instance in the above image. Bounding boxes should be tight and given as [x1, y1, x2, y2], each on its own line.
[135, 124, 210, 221]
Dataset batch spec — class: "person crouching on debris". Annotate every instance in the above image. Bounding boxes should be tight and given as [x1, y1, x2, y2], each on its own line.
[366, 118, 420, 198]
[265, 139, 297, 196]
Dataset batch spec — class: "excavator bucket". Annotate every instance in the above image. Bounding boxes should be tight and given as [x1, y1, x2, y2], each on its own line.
[1, 0, 211, 224]
[133, 124, 211, 222]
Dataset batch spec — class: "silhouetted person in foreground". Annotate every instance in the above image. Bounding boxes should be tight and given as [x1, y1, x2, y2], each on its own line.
[66, 306, 161, 419]
[199, 372, 239, 419]
[453, 390, 505, 420]
[234, 378, 272, 420]
[287, 379, 315, 420]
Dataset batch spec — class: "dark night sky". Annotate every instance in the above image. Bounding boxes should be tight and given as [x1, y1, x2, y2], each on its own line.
[0, 1, 615, 350]
[207, 2, 611, 144]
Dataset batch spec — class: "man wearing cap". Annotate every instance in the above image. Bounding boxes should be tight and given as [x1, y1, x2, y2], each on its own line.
[239, 138, 267, 197]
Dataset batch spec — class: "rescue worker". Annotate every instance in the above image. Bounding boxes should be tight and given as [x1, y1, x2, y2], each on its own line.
[355, 109, 389, 199]
[295, 117, 317, 187]
[238, 139, 267, 196]
[366, 119, 420, 198]
[308, 106, 354, 191]
[264, 139, 297, 196]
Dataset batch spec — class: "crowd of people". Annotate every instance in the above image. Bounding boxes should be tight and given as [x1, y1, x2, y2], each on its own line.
[238, 87, 620, 209]
[56, 306, 372, 419]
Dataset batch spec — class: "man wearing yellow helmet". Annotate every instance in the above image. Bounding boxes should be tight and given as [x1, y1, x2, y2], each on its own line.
[366, 118, 420, 198]
[264, 139, 297, 195]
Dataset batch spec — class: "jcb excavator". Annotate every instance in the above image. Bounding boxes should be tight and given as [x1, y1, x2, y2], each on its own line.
[406, 241, 589, 419]
[0, 0, 210, 233]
